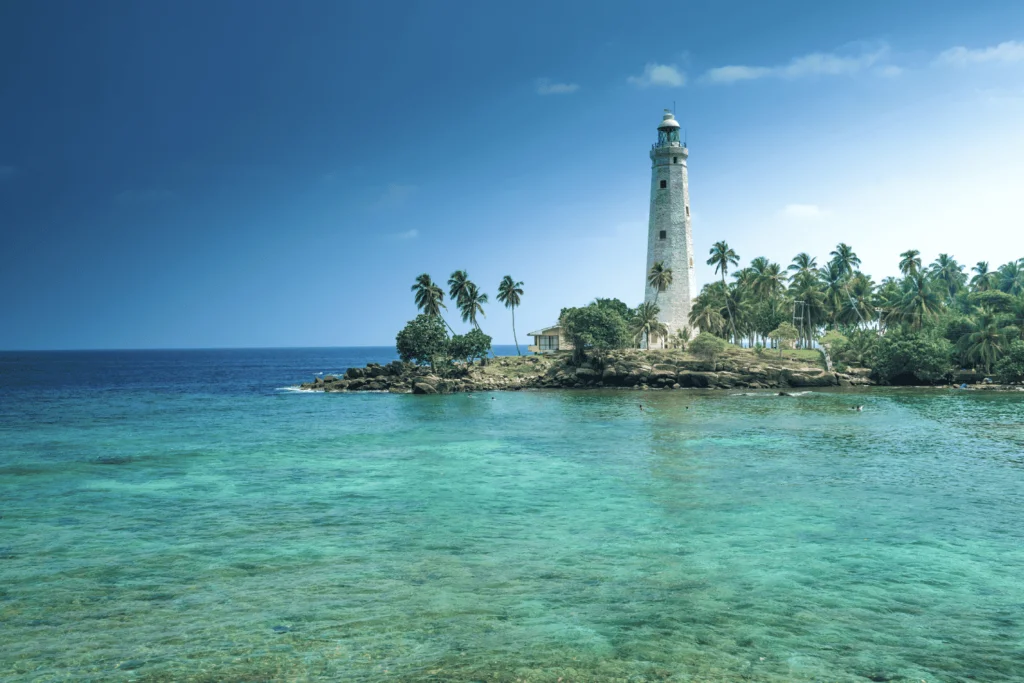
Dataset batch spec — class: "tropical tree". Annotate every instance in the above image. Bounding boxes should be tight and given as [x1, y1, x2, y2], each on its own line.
[631, 302, 669, 348]
[768, 322, 799, 357]
[788, 253, 818, 278]
[971, 262, 994, 292]
[829, 243, 861, 279]
[893, 273, 942, 330]
[647, 261, 674, 305]
[996, 259, 1024, 296]
[707, 241, 740, 340]
[750, 258, 788, 300]
[411, 274, 451, 332]
[447, 270, 472, 309]
[458, 283, 488, 329]
[965, 310, 1016, 374]
[496, 275, 524, 355]
[929, 254, 966, 300]
[899, 249, 922, 277]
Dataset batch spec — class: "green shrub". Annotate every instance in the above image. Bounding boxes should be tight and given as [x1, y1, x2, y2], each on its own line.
[395, 315, 449, 369]
[872, 329, 953, 385]
[449, 328, 492, 366]
[768, 322, 799, 357]
[995, 340, 1024, 383]
[560, 303, 630, 364]
[690, 332, 727, 363]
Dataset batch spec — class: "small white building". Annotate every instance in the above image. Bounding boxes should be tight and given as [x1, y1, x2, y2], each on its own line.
[528, 325, 573, 354]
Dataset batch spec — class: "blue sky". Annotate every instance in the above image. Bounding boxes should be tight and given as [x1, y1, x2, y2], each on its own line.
[2, 1, 1024, 349]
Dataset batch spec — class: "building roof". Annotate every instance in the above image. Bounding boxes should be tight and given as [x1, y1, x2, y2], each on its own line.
[658, 109, 680, 130]
[528, 324, 562, 336]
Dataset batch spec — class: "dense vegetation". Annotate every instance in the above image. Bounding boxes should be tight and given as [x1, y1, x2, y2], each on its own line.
[690, 243, 1024, 384]
[399, 271, 521, 371]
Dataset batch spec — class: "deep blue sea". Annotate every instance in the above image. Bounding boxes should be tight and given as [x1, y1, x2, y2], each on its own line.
[2, 348, 1024, 682]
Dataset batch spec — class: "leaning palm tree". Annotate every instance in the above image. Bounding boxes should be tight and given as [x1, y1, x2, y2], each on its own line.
[899, 249, 922, 277]
[458, 282, 489, 329]
[631, 302, 669, 349]
[496, 275, 524, 355]
[707, 241, 740, 341]
[448, 270, 472, 309]
[971, 262, 994, 292]
[751, 259, 787, 300]
[411, 273, 448, 320]
[647, 261, 674, 305]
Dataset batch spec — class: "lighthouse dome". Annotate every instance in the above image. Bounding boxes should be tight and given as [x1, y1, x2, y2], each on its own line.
[658, 110, 680, 130]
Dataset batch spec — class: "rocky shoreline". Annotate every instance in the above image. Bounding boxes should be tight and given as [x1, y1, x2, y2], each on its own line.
[299, 349, 877, 395]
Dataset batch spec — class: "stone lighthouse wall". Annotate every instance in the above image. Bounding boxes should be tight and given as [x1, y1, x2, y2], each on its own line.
[644, 144, 697, 340]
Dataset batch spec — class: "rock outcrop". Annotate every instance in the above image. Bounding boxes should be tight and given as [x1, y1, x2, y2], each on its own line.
[298, 349, 875, 394]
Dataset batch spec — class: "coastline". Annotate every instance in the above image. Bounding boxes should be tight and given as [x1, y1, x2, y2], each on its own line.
[298, 348, 875, 394]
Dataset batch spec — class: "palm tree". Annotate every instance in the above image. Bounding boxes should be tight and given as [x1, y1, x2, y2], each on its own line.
[997, 259, 1024, 296]
[788, 270, 826, 347]
[788, 253, 818, 278]
[412, 273, 447, 317]
[899, 249, 922, 277]
[631, 302, 668, 349]
[496, 275, 524, 355]
[971, 262, 994, 292]
[707, 241, 740, 341]
[647, 261, 674, 305]
[819, 261, 846, 326]
[448, 270, 472, 309]
[929, 254, 966, 300]
[751, 259, 788, 300]
[840, 272, 876, 327]
[458, 282, 488, 329]
[689, 291, 727, 337]
[966, 310, 1015, 374]
[894, 273, 941, 330]
[829, 243, 861, 279]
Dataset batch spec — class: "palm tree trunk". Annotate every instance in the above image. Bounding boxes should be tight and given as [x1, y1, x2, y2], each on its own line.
[511, 306, 520, 356]
[722, 274, 738, 343]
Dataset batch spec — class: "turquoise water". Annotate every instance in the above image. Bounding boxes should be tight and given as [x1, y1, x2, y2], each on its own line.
[2, 351, 1024, 681]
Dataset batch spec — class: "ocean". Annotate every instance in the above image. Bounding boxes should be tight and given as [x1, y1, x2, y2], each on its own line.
[2, 348, 1023, 681]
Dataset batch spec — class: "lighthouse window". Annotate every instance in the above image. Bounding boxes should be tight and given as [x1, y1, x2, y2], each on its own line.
[685, 206, 690, 217]
[659, 180, 667, 189]
[659, 230, 666, 240]
[673, 157, 678, 163]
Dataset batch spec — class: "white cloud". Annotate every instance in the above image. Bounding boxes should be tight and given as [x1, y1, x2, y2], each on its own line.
[935, 40, 1024, 66]
[780, 203, 831, 219]
[390, 229, 418, 240]
[536, 78, 580, 95]
[628, 63, 686, 88]
[877, 65, 904, 78]
[703, 46, 889, 84]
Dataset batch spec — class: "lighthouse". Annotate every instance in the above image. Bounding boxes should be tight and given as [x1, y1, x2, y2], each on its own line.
[644, 109, 697, 345]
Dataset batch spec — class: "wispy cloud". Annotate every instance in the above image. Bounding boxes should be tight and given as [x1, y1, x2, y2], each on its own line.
[390, 229, 418, 240]
[935, 40, 1024, 66]
[628, 63, 686, 88]
[374, 183, 417, 209]
[0, 165, 17, 180]
[703, 45, 889, 84]
[780, 203, 831, 219]
[116, 189, 175, 205]
[536, 78, 580, 95]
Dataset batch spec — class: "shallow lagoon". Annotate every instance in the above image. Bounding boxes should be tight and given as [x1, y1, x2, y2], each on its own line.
[2, 350, 1023, 681]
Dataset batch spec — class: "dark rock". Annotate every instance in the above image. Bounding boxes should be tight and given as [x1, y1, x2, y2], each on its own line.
[575, 367, 599, 382]
[323, 375, 338, 383]
[412, 382, 438, 395]
[345, 367, 364, 379]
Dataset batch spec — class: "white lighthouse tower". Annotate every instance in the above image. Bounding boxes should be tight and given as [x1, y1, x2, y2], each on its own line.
[644, 109, 697, 345]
